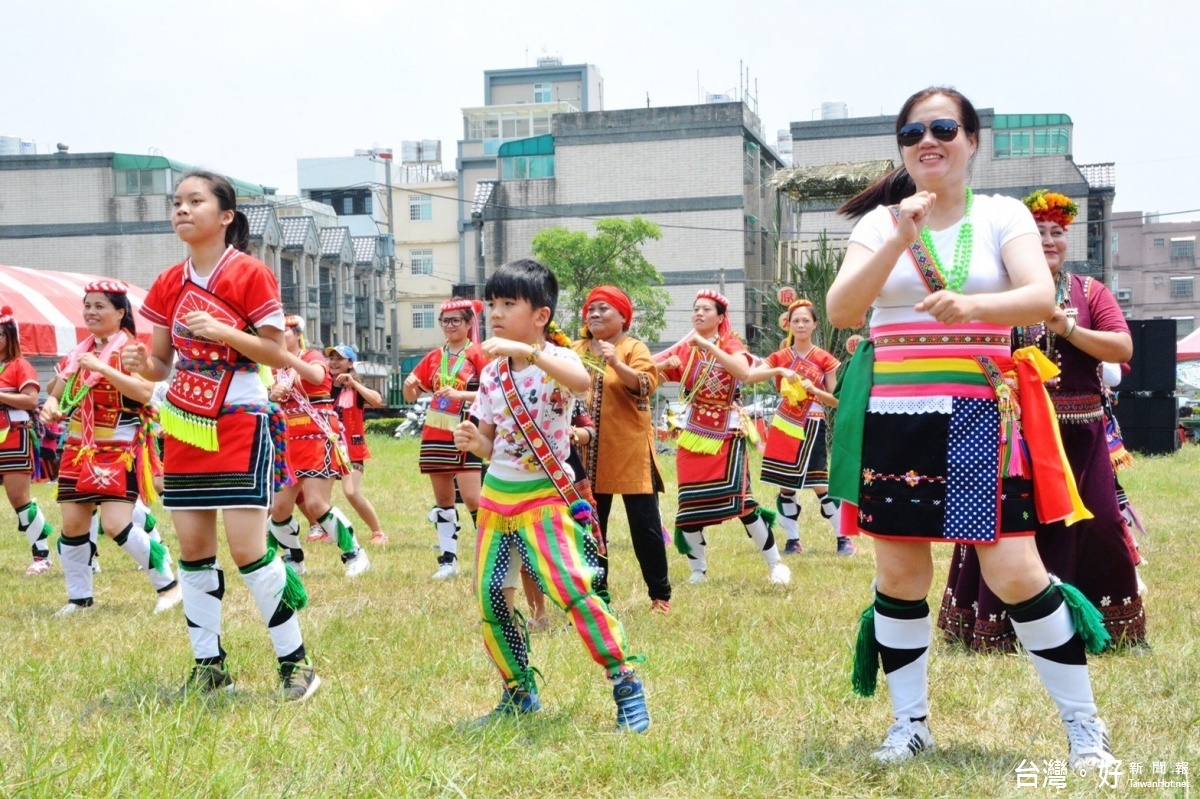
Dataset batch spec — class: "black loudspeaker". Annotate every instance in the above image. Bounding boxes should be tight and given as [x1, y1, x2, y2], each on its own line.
[1125, 320, 1177, 393]
[1115, 394, 1179, 430]
[1119, 426, 1180, 456]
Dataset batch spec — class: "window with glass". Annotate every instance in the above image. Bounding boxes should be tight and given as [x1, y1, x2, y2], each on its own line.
[534, 83, 552, 103]
[1170, 276, 1194, 297]
[500, 155, 555, 180]
[1154, 238, 1165, 246]
[411, 303, 436, 329]
[115, 168, 168, 196]
[1171, 239, 1195, 259]
[409, 195, 432, 222]
[410, 249, 434, 276]
[992, 114, 1071, 159]
[1176, 317, 1195, 337]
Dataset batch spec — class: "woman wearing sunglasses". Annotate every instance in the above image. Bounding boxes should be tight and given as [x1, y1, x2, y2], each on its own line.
[938, 190, 1144, 652]
[403, 298, 489, 579]
[828, 87, 1116, 770]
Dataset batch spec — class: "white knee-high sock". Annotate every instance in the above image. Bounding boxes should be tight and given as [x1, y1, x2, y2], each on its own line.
[239, 557, 304, 663]
[58, 534, 94, 605]
[1009, 585, 1097, 720]
[17, 500, 51, 558]
[429, 506, 459, 562]
[113, 523, 176, 593]
[875, 592, 932, 722]
[682, 529, 707, 574]
[179, 558, 225, 664]
[318, 506, 358, 555]
[776, 492, 800, 540]
[743, 513, 781, 567]
[268, 515, 304, 562]
[819, 494, 842, 536]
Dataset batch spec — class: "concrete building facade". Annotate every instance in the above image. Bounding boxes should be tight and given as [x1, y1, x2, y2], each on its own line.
[480, 101, 790, 347]
[1112, 211, 1200, 338]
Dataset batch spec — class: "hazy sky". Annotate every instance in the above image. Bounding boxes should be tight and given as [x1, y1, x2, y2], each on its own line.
[4, 1, 1197, 218]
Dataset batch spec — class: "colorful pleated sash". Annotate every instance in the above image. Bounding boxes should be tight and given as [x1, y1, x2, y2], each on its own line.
[870, 322, 1011, 399]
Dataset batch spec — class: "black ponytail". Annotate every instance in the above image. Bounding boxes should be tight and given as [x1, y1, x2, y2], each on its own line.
[229, 210, 250, 252]
[104, 291, 137, 338]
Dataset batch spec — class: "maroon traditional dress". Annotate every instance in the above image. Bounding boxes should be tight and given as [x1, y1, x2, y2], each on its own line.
[938, 273, 1147, 651]
[410, 343, 488, 474]
[658, 333, 757, 527]
[332, 385, 369, 468]
[760, 345, 839, 490]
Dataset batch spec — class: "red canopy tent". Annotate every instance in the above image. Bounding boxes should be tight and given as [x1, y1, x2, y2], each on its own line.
[0, 264, 151, 356]
[1176, 327, 1200, 362]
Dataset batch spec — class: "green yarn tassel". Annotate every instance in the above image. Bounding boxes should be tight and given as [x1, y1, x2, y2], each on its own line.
[851, 602, 879, 697]
[1054, 579, 1111, 654]
[281, 561, 308, 611]
[673, 526, 691, 556]
[266, 532, 281, 561]
[147, 538, 168, 574]
[756, 506, 777, 527]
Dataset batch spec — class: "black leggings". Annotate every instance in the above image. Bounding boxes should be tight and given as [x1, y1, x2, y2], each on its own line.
[596, 492, 672, 602]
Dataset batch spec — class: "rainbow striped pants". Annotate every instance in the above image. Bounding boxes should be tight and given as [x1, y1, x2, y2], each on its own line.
[476, 474, 631, 688]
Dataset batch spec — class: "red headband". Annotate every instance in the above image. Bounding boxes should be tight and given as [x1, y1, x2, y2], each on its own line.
[0, 305, 12, 325]
[441, 298, 483, 343]
[779, 299, 815, 330]
[84, 280, 128, 295]
[695, 289, 732, 337]
[582, 286, 633, 330]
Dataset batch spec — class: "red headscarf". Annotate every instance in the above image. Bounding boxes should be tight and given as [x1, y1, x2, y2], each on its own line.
[696, 289, 732, 338]
[582, 286, 633, 335]
[441, 298, 484, 343]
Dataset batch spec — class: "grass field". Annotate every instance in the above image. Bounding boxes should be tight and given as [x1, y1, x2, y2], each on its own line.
[0, 437, 1196, 798]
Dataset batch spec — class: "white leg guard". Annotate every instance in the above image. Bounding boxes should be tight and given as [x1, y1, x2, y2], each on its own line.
[132, 500, 161, 542]
[58, 534, 95, 605]
[240, 557, 304, 662]
[819, 494, 842, 536]
[429, 506, 460, 563]
[743, 513, 781, 567]
[17, 500, 51, 558]
[319, 506, 358, 555]
[268, 515, 304, 562]
[114, 523, 176, 593]
[776, 492, 800, 541]
[179, 559, 225, 663]
[681, 529, 707, 574]
[1010, 588, 1097, 720]
[875, 596, 932, 722]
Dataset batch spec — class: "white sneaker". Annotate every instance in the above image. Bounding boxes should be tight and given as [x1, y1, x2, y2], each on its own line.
[281, 550, 306, 576]
[687, 571, 707, 585]
[871, 719, 934, 764]
[154, 585, 183, 614]
[54, 602, 93, 617]
[25, 557, 53, 576]
[1063, 712, 1116, 771]
[92, 558, 102, 574]
[431, 560, 459, 580]
[307, 524, 331, 543]
[344, 548, 371, 578]
[768, 562, 791, 585]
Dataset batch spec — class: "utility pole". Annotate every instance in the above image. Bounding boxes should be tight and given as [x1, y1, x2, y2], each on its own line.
[384, 153, 400, 405]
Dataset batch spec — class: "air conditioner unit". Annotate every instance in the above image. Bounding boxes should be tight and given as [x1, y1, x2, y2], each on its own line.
[1116, 288, 1133, 301]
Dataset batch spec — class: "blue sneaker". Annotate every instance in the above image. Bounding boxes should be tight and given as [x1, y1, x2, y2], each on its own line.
[471, 687, 541, 728]
[613, 673, 651, 733]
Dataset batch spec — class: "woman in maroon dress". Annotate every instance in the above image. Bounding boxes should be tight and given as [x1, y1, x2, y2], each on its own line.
[938, 189, 1146, 651]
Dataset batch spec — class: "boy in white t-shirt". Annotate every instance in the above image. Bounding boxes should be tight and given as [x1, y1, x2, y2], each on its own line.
[453, 258, 650, 733]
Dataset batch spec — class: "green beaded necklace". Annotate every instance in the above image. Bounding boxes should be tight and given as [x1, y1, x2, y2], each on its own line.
[919, 187, 975, 293]
[58, 371, 90, 417]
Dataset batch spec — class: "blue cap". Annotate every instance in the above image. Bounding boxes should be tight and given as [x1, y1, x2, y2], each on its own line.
[325, 344, 357, 361]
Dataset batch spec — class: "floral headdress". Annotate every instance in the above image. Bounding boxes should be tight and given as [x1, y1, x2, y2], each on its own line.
[779, 298, 816, 348]
[1022, 189, 1078, 229]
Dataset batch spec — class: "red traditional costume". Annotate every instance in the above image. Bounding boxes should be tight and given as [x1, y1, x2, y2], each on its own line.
[760, 345, 840, 490]
[410, 342, 489, 474]
[277, 349, 349, 480]
[140, 246, 288, 509]
[0, 356, 39, 474]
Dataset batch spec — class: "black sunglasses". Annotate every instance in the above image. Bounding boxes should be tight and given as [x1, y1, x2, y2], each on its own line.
[897, 118, 960, 147]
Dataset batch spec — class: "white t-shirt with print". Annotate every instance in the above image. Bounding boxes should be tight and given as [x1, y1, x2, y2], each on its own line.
[469, 342, 584, 483]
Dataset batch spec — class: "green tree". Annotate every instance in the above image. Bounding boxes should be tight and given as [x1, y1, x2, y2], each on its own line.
[531, 217, 668, 342]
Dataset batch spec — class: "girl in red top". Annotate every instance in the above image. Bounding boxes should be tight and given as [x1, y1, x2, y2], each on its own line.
[126, 170, 317, 700]
[42, 281, 182, 616]
[403, 298, 489, 580]
[326, 344, 386, 544]
[0, 305, 52, 575]
[755, 299, 853, 556]
[268, 317, 369, 579]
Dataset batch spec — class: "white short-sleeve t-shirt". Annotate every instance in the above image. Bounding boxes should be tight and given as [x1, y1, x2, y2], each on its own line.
[848, 194, 1038, 329]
